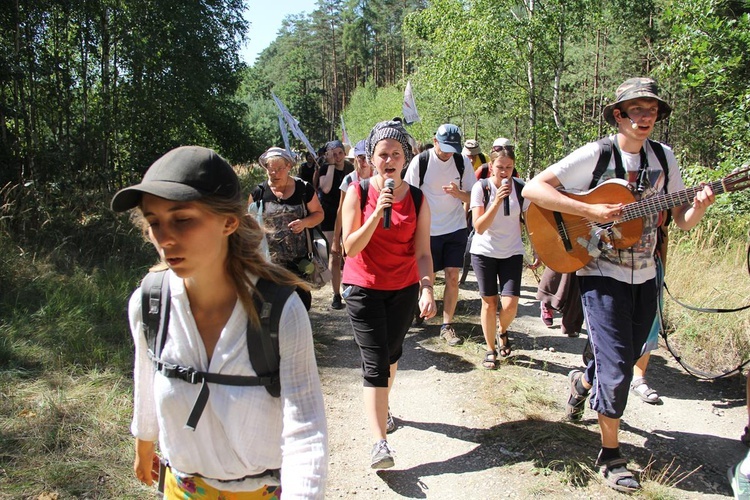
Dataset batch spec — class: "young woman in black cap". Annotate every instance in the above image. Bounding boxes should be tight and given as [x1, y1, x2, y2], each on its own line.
[111, 146, 328, 498]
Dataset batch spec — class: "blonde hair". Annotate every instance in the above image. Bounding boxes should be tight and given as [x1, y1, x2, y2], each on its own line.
[132, 195, 308, 327]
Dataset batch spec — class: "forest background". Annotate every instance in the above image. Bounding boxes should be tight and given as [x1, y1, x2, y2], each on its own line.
[1, 0, 749, 497]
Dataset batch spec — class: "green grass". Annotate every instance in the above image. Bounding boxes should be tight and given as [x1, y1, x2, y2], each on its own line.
[661, 220, 750, 375]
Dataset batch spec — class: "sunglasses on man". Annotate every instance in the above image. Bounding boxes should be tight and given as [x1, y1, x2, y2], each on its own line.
[492, 145, 515, 152]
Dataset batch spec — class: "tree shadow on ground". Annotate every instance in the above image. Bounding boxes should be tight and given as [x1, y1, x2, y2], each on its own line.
[374, 417, 734, 498]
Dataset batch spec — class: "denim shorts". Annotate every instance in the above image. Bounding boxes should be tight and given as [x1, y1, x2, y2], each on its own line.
[430, 228, 468, 272]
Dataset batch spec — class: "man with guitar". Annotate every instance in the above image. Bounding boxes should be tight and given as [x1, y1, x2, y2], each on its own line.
[522, 77, 715, 493]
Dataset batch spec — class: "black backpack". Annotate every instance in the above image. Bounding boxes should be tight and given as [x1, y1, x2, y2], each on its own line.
[590, 137, 670, 225]
[590, 137, 669, 190]
[417, 150, 466, 189]
[358, 178, 423, 216]
[140, 270, 295, 430]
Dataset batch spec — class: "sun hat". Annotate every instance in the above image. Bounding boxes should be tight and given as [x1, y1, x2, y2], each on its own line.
[365, 120, 415, 166]
[602, 77, 672, 127]
[110, 146, 240, 212]
[462, 139, 481, 156]
[434, 124, 462, 154]
[258, 147, 295, 168]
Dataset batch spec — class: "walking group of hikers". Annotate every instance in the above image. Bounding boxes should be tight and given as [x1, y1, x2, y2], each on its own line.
[111, 77, 741, 498]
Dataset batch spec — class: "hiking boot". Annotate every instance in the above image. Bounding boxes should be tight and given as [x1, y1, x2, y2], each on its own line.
[567, 369, 589, 421]
[440, 324, 462, 346]
[331, 293, 344, 310]
[386, 410, 396, 434]
[540, 303, 554, 327]
[370, 439, 395, 469]
[728, 459, 750, 499]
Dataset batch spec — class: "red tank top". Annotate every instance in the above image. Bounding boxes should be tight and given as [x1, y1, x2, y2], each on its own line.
[342, 182, 420, 290]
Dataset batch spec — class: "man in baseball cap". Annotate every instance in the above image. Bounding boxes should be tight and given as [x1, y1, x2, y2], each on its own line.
[403, 123, 476, 347]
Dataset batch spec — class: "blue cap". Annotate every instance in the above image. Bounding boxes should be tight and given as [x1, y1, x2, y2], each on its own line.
[435, 124, 462, 154]
[353, 139, 366, 157]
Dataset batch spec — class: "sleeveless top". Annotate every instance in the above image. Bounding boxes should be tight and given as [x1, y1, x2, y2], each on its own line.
[252, 178, 315, 269]
[342, 181, 420, 291]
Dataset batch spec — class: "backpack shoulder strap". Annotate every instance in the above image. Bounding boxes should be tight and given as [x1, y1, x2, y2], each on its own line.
[590, 138, 613, 189]
[408, 184, 423, 217]
[648, 139, 669, 192]
[249, 278, 296, 398]
[418, 150, 430, 187]
[453, 153, 465, 190]
[513, 177, 526, 224]
[141, 270, 170, 359]
[359, 178, 370, 212]
[480, 178, 491, 209]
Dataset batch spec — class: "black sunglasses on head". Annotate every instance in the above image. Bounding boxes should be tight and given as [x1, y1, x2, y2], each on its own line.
[492, 145, 515, 152]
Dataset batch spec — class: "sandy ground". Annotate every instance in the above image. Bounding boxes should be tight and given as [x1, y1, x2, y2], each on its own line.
[309, 269, 748, 499]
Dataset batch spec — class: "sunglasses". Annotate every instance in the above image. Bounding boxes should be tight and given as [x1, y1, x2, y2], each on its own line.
[492, 145, 515, 152]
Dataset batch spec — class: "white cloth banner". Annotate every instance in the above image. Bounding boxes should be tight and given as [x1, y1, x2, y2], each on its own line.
[278, 114, 292, 158]
[340, 116, 350, 148]
[271, 93, 317, 157]
[402, 80, 421, 124]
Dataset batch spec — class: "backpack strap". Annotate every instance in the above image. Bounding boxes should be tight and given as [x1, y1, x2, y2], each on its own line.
[589, 137, 625, 189]
[418, 151, 429, 187]
[359, 178, 370, 212]
[480, 178, 491, 209]
[249, 278, 296, 398]
[408, 184, 423, 217]
[141, 270, 170, 360]
[418, 150, 465, 190]
[453, 153, 465, 190]
[513, 177, 526, 224]
[648, 139, 669, 191]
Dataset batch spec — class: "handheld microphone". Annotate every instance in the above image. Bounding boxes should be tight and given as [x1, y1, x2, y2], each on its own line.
[383, 178, 395, 229]
[502, 178, 510, 216]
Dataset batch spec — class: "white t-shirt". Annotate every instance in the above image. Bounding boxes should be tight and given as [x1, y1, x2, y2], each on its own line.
[548, 135, 685, 284]
[404, 149, 476, 236]
[469, 179, 527, 259]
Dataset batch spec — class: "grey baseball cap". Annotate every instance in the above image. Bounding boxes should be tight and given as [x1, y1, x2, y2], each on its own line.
[110, 146, 240, 212]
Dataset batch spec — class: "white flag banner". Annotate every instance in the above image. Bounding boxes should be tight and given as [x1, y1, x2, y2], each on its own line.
[277, 114, 292, 157]
[402, 80, 421, 124]
[340, 116, 350, 148]
[271, 92, 317, 157]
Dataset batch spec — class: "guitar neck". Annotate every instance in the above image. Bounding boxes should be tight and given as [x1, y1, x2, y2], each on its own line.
[622, 179, 725, 222]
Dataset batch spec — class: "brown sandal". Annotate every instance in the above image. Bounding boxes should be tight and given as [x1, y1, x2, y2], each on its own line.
[482, 350, 498, 369]
[496, 332, 512, 357]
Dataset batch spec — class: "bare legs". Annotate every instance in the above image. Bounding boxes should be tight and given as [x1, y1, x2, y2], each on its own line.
[364, 362, 398, 441]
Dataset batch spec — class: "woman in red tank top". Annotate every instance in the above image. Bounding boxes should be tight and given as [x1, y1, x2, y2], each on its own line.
[340, 121, 436, 470]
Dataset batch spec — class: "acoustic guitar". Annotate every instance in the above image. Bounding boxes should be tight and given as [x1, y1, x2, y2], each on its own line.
[525, 166, 750, 273]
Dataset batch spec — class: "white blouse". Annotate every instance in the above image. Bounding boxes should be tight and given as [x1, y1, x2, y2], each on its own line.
[129, 271, 327, 497]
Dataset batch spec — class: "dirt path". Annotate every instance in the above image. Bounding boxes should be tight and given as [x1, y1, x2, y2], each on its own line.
[310, 271, 746, 499]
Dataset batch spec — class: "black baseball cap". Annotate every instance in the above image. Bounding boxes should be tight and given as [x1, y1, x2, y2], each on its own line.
[110, 146, 240, 212]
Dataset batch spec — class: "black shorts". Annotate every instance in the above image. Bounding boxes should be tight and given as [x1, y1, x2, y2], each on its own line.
[471, 253, 523, 297]
[344, 283, 419, 388]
